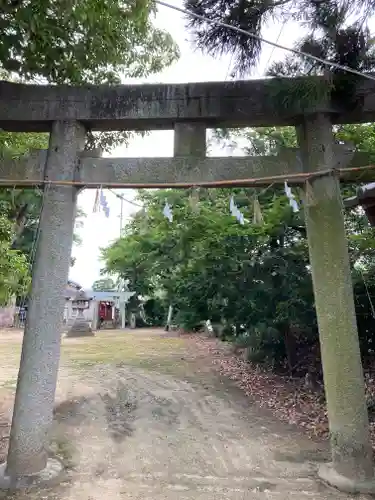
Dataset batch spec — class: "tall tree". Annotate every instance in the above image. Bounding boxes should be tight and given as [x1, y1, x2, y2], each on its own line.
[0, 215, 30, 305]
[184, 1, 374, 77]
[1, 0, 178, 84]
[102, 184, 316, 365]
[0, 132, 86, 265]
[0, 2, 179, 152]
[0, 0, 180, 285]
[101, 123, 375, 370]
[92, 278, 116, 292]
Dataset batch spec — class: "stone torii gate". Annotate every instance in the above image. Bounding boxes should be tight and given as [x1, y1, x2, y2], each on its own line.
[1, 76, 375, 492]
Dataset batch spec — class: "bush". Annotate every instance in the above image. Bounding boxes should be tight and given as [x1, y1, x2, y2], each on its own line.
[174, 309, 202, 331]
[143, 298, 166, 326]
[235, 323, 285, 367]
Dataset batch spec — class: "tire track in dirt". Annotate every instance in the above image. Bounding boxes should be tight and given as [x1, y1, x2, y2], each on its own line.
[50, 364, 365, 500]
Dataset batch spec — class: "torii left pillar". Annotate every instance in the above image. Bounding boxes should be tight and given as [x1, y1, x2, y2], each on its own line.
[0, 121, 86, 489]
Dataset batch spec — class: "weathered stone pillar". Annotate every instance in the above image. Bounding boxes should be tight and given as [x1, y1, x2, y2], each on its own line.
[164, 304, 174, 332]
[92, 301, 99, 330]
[297, 113, 375, 493]
[174, 122, 206, 157]
[121, 301, 126, 329]
[171, 123, 206, 332]
[1, 121, 86, 488]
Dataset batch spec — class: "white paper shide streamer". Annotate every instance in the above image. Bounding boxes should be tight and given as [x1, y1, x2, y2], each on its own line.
[284, 182, 299, 213]
[230, 196, 245, 225]
[163, 201, 173, 222]
[93, 187, 110, 218]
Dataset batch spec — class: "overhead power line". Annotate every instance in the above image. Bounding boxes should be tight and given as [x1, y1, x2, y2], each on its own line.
[156, 0, 375, 82]
[107, 188, 143, 208]
[264, 19, 287, 73]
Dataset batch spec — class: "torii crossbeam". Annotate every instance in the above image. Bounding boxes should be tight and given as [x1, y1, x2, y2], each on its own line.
[0, 146, 373, 188]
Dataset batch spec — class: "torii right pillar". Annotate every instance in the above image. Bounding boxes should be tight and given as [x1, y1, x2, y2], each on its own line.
[297, 113, 375, 493]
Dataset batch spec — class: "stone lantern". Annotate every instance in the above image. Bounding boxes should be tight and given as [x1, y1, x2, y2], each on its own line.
[345, 183, 375, 226]
[66, 289, 94, 337]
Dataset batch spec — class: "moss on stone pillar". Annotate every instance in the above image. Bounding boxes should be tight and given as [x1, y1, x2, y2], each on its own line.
[297, 114, 374, 488]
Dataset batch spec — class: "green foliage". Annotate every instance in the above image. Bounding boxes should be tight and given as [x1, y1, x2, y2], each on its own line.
[267, 77, 334, 112]
[144, 297, 166, 326]
[0, 186, 86, 258]
[0, 131, 87, 297]
[353, 269, 375, 357]
[92, 277, 116, 292]
[212, 126, 297, 155]
[267, 6, 375, 110]
[102, 123, 375, 372]
[186, 1, 375, 111]
[236, 324, 284, 366]
[185, 0, 375, 76]
[0, 0, 180, 302]
[1, 0, 179, 84]
[0, 131, 45, 264]
[184, 0, 295, 76]
[102, 183, 316, 355]
[1, 0, 179, 152]
[0, 216, 30, 305]
[336, 124, 375, 162]
[0, 130, 48, 158]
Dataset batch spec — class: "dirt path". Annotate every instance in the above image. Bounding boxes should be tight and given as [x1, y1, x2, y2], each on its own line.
[0, 329, 370, 499]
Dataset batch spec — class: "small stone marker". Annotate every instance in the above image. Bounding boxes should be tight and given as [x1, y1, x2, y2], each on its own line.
[66, 290, 94, 337]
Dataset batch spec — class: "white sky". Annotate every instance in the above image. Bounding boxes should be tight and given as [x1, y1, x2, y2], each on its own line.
[68, 2, 310, 288]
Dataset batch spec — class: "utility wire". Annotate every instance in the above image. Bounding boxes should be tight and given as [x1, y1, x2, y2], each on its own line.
[264, 19, 287, 74]
[156, 0, 375, 82]
[107, 188, 143, 208]
[27, 185, 49, 267]
[16, 184, 49, 323]
[358, 267, 375, 319]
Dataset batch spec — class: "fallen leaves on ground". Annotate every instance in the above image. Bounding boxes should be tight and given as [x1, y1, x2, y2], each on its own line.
[0, 389, 14, 462]
[184, 334, 375, 448]
[184, 334, 330, 440]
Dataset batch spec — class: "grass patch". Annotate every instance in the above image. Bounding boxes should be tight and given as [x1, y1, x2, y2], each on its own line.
[61, 332, 187, 367]
[50, 431, 77, 470]
[0, 330, 194, 381]
[132, 356, 192, 375]
[1, 379, 17, 390]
